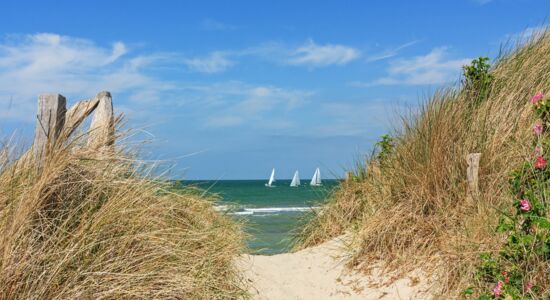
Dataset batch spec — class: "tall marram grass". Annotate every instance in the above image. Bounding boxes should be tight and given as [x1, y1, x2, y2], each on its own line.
[296, 30, 550, 297]
[0, 131, 246, 298]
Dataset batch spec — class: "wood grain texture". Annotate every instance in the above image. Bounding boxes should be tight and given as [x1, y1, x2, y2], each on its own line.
[33, 94, 67, 162]
[466, 153, 481, 198]
[87, 91, 115, 151]
[63, 98, 100, 138]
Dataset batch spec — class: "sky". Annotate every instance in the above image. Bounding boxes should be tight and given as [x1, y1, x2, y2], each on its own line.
[0, 0, 549, 179]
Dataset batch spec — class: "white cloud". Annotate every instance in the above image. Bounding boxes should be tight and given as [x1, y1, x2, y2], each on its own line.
[285, 40, 360, 67]
[0, 33, 127, 73]
[357, 47, 470, 86]
[180, 40, 361, 73]
[0, 33, 356, 135]
[0, 33, 172, 122]
[183, 52, 234, 73]
[178, 40, 362, 72]
[365, 40, 419, 62]
[315, 99, 403, 137]
[186, 81, 313, 128]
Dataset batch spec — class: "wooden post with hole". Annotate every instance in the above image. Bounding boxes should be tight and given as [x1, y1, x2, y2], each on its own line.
[87, 91, 115, 152]
[466, 153, 481, 198]
[33, 94, 67, 164]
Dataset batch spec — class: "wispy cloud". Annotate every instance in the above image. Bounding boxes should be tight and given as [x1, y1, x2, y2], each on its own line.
[199, 18, 239, 31]
[0, 33, 176, 122]
[186, 39, 362, 70]
[186, 81, 314, 128]
[365, 40, 419, 62]
[183, 52, 234, 73]
[0, 33, 317, 133]
[285, 40, 360, 67]
[352, 47, 470, 87]
[313, 98, 409, 137]
[503, 25, 548, 45]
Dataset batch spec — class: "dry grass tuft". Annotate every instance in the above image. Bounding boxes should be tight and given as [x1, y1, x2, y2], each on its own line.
[296, 30, 550, 297]
[0, 132, 246, 299]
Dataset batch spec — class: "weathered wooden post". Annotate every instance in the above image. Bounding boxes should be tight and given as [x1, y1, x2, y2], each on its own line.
[345, 171, 353, 182]
[33, 94, 67, 163]
[87, 91, 114, 152]
[63, 97, 100, 138]
[466, 153, 481, 198]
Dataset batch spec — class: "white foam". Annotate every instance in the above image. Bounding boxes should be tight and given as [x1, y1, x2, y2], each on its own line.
[213, 205, 230, 211]
[227, 206, 319, 216]
[231, 211, 254, 215]
[245, 207, 317, 213]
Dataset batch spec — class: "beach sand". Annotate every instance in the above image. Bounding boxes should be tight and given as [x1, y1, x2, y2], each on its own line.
[239, 236, 431, 300]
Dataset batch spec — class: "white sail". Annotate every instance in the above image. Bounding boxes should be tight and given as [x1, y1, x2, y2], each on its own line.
[290, 171, 300, 187]
[266, 168, 276, 187]
[310, 168, 322, 186]
[314, 168, 321, 185]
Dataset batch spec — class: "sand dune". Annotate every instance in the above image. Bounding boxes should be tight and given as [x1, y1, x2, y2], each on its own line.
[239, 236, 432, 300]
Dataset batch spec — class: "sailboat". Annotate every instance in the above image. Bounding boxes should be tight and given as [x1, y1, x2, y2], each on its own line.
[290, 170, 300, 187]
[310, 168, 322, 186]
[265, 168, 276, 187]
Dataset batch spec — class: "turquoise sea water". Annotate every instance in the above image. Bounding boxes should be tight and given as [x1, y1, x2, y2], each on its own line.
[180, 180, 340, 255]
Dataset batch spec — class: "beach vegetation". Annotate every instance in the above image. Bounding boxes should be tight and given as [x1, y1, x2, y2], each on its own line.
[296, 28, 550, 298]
[465, 93, 550, 299]
[375, 134, 395, 165]
[0, 128, 246, 298]
[463, 56, 494, 105]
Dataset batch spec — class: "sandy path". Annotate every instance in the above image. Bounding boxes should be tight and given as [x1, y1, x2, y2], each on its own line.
[239, 236, 430, 300]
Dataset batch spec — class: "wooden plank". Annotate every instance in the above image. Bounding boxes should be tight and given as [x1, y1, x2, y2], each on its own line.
[33, 94, 67, 162]
[63, 97, 100, 138]
[466, 153, 481, 198]
[87, 91, 114, 151]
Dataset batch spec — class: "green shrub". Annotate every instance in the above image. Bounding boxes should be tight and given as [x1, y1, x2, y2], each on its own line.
[463, 56, 494, 105]
[375, 134, 394, 165]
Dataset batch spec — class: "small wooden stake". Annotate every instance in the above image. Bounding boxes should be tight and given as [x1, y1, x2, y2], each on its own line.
[466, 153, 481, 198]
[345, 171, 353, 182]
[33, 94, 67, 162]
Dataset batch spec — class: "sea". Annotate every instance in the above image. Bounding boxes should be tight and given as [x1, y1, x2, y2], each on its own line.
[178, 180, 340, 255]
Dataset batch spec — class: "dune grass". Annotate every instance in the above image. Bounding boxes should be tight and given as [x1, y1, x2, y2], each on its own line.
[0, 132, 246, 299]
[295, 30, 550, 297]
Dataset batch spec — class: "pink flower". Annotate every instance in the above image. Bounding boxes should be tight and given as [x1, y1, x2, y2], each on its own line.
[520, 199, 531, 212]
[533, 123, 543, 136]
[531, 92, 544, 104]
[535, 146, 543, 156]
[493, 281, 504, 297]
[524, 282, 533, 292]
[534, 156, 547, 169]
[501, 271, 509, 283]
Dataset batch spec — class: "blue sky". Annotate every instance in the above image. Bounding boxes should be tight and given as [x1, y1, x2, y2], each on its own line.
[0, 0, 549, 179]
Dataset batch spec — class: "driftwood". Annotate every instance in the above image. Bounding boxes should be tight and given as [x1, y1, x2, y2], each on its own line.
[466, 153, 481, 198]
[30, 91, 115, 166]
[87, 91, 114, 151]
[33, 94, 67, 163]
[345, 171, 355, 182]
[63, 97, 100, 138]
